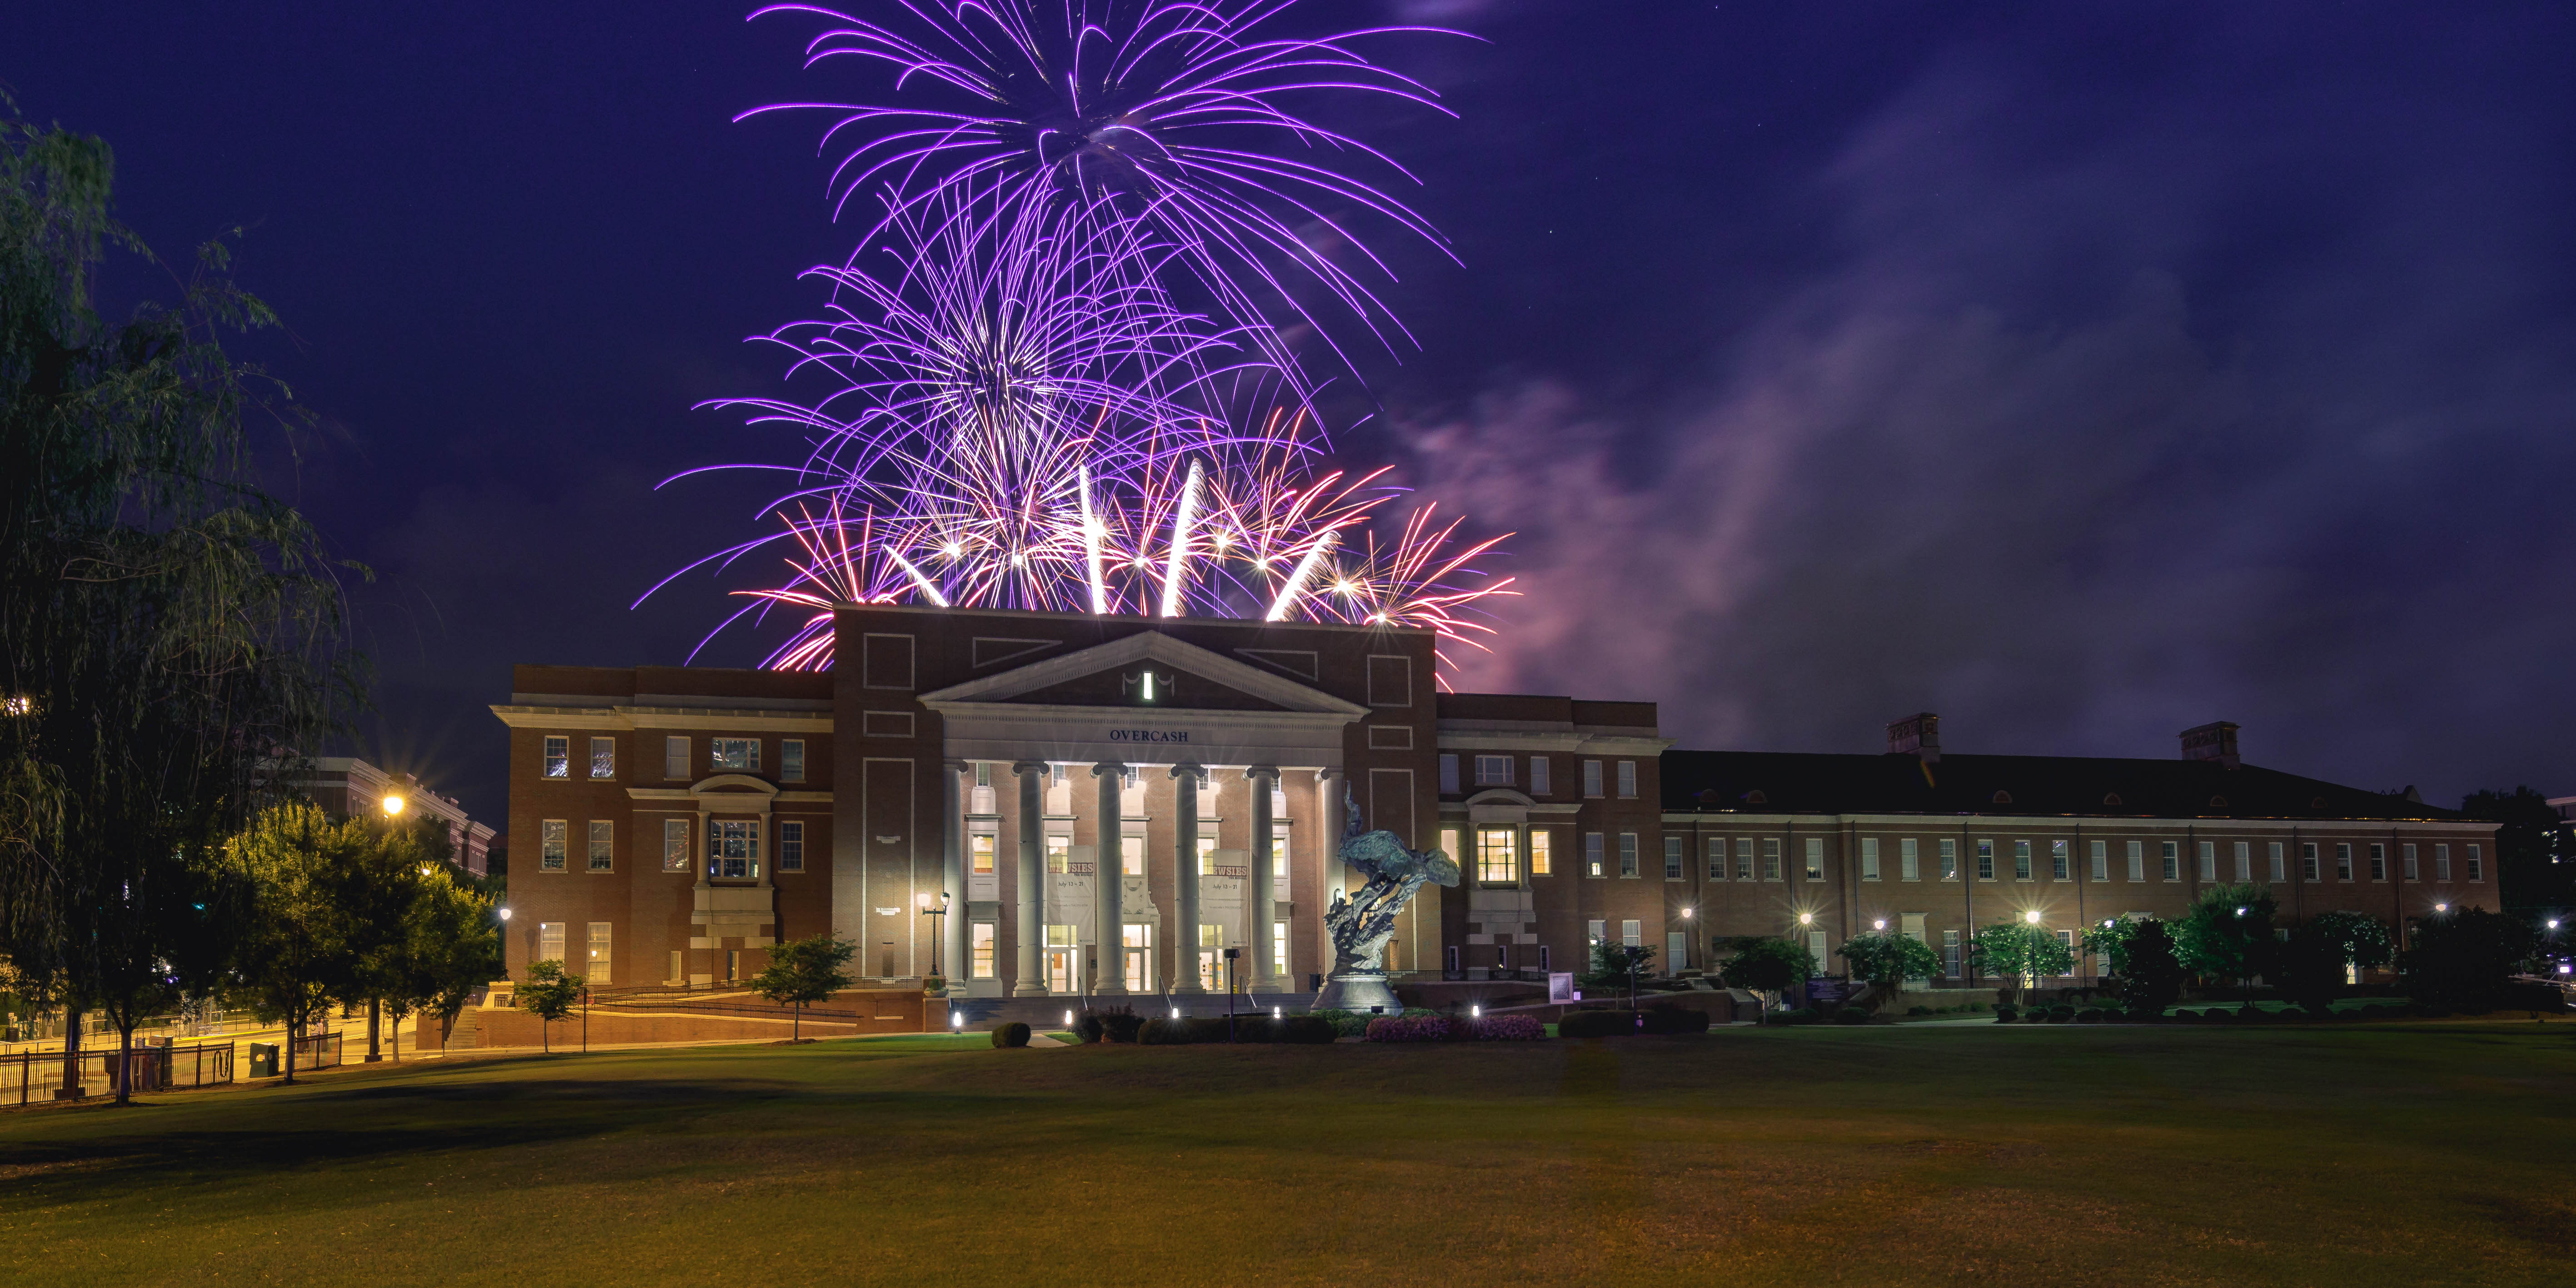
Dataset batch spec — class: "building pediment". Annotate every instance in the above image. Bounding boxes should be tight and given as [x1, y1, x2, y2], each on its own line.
[919, 631, 1366, 717]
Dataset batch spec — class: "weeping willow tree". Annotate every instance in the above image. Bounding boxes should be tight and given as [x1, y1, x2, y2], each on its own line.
[0, 101, 363, 1102]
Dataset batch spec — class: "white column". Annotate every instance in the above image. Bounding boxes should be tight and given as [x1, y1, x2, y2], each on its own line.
[1011, 761, 1048, 997]
[1248, 764, 1279, 992]
[1170, 761, 1205, 995]
[1092, 761, 1127, 995]
[941, 759, 966, 985]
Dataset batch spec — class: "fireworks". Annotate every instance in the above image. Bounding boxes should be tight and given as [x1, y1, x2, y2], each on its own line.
[664, 1, 1512, 680]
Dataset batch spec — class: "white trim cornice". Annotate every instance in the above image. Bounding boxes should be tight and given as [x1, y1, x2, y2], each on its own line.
[917, 630, 1368, 716]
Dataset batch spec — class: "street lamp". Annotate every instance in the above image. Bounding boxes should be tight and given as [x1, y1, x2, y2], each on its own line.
[1873, 918, 1886, 932]
[497, 907, 512, 922]
[381, 794, 405, 817]
[2023, 909, 2041, 925]
[919, 891, 951, 992]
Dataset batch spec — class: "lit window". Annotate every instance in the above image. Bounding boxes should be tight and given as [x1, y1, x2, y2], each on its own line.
[1529, 757, 1551, 796]
[1762, 838, 1782, 882]
[2013, 840, 2032, 882]
[1438, 754, 1460, 794]
[711, 738, 760, 772]
[1477, 828, 1519, 883]
[1122, 833, 1146, 876]
[1663, 835, 1683, 880]
[1621, 920, 1641, 948]
[540, 819, 567, 871]
[589, 737, 616, 780]
[1474, 756, 1513, 787]
[1583, 760, 1603, 798]
[1860, 837, 1880, 881]
[538, 921, 566, 966]
[1273, 921, 1288, 980]
[1585, 833, 1605, 878]
[1587, 919, 1606, 945]
[1616, 761, 1637, 799]
[1196, 835, 1218, 876]
[664, 736, 688, 780]
[970, 832, 996, 875]
[587, 821, 613, 872]
[1901, 837, 1921, 882]
[1939, 838, 1958, 881]
[1047, 833, 1071, 875]
[1804, 837, 1824, 880]
[1619, 833, 1639, 878]
[708, 819, 761, 880]
[970, 923, 997, 979]
[2051, 840, 2069, 880]
[782, 739, 806, 783]
[1530, 830, 1552, 876]
[780, 821, 805, 873]
[542, 737, 569, 780]
[662, 819, 690, 872]
[587, 923, 612, 985]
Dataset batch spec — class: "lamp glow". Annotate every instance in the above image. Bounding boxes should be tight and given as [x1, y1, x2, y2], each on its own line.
[1873, 918, 1887, 931]
[381, 794, 405, 817]
[1471, 1005, 1482, 1019]
[498, 907, 512, 921]
[2024, 909, 2041, 925]
[1797, 912, 1813, 926]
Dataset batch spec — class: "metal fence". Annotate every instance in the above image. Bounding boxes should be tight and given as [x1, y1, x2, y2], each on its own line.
[2, 1040, 236, 1106]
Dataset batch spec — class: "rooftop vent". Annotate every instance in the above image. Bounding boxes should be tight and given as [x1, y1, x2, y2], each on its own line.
[2181, 721, 2241, 770]
[2102, 792, 2124, 808]
[1888, 712, 1940, 764]
[1742, 789, 1769, 805]
[1991, 790, 2013, 805]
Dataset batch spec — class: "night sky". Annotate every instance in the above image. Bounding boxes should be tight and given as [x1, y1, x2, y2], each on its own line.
[16, 3, 2576, 823]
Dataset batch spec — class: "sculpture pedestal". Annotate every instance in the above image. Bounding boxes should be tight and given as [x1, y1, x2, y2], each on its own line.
[1313, 971, 1401, 1014]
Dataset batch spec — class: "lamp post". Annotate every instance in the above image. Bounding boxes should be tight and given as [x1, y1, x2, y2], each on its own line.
[1223, 947, 1240, 1042]
[919, 892, 951, 994]
[1796, 911, 1815, 1012]
[366, 793, 408, 1063]
[2021, 908, 2043, 1005]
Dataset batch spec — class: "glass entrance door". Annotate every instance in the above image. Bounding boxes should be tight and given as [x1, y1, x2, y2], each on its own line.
[1122, 925, 1152, 992]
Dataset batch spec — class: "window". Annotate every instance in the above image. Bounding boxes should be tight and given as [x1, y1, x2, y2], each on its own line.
[2268, 841, 2286, 882]
[2161, 841, 2180, 882]
[1438, 754, 1460, 794]
[970, 832, 996, 875]
[1196, 835, 1218, 876]
[709, 819, 761, 880]
[2234, 841, 2253, 881]
[2435, 843, 2451, 880]
[1477, 828, 1519, 884]
[711, 738, 760, 772]
[2198, 842, 2216, 882]
[665, 736, 688, 780]
[589, 737, 616, 780]
[587, 923, 612, 985]
[1861, 837, 1881, 881]
[540, 819, 567, 871]
[1901, 837, 1921, 882]
[1942, 929, 1961, 978]
[587, 820, 613, 872]
[2090, 840, 2109, 882]
[1707, 836, 1727, 880]
[1530, 830, 1552, 876]
[1529, 757, 1551, 796]
[2335, 843, 2353, 882]
[2467, 844, 2483, 882]
[1122, 833, 1146, 877]
[2128, 840, 2146, 882]
[782, 739, 806, 783]
[2368, 843, 2387, 882]
[2054, 929, 2074, 976]
[538, 921, 566, 965]
[1047, 833, 1071, 875]
[1473, 755, 1513, 787]
[2302, 842, 2320, 881]
[543, 736, 569, 779]
[970, 923, 997, 979]
[1616, 761, 1637, 799]
[2402, 843, 2418, 881]
[1939, 838, 1958, 881]
[1804, 837, 1824, 880]
[1620, 920, 1642, 948]
[1587, 919, 1606, 945]
[1274, 921, 1289, 980]
[1976, 840, 1995, 881]
[2051, 840, 2069, 880]
[1736, 838, 1755, 881]
[1618, 833, 1639, 878]
[1583, 760, 1604, 798]
[662, 819, 690, 872]
[1762, 837, 1783, 881]
[1663, 835, 1683, 880]
[1582, 832, 1606, 877]
[780, 821, 805, 872]
[2012, 840, 2032, 882]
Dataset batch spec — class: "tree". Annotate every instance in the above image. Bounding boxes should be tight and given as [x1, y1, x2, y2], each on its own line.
[362, 821, 500, 1056]
[226, 804, 376, 1084]
[2400, 907, 2535, 1013]
[2459, 786, 2573, 919]
[2173, 883, 2279, 1008]
[2082, 915, 2142, 976]
[1716, 936, 1814, 1011]
[2277, 912, 2392, 1013]
[2109, 920, 2187, 1017]
[1969, 923, 2073, 1004]
[517, 960, 584, 1054]
[1, 105, 358, 1102]
[750, 932, 855, 1041]
[1581, 940, 1656, 1008]
[1835, 930, 1940, 996]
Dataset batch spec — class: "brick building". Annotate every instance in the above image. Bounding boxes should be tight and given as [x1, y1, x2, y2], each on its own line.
[297, 756, 495, 876]
[493, 609, 2496, 996]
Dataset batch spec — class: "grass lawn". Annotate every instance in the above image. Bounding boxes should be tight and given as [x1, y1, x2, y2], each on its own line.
[4, 1022, 2572, 1287]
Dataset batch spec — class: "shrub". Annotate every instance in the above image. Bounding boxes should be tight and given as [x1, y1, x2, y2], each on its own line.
[1993, 1003, 2019, 1024]
[1642, 1004, 1711, 1034]
[1833, 1006, 1870, 1025]
[1137, 1017, 1194, 1045]
[1310, 1008, 1371, 1038]
[1967, 1002, 1987, 1012]
[1096, 1007, 1145, 1044]
[1472, 1014, 1548, 1040]
[990, 1021, 1030, 1049]
[2074, 1008, 2104, 1023]
[1365, 1014, 1453, 1043]
[1072, 1012, 1106, 1044]
[2501, 980, 2570, 1014]
[1557, 1009, 1637, 1038]
[1771, 1007, 1820, 1026]
[1907, 1005, 1932, 1016]
[2047, 1004, 2076, 1023]
[2402, 908, 2535, 1014]
[1279, 1014, 1338, 1044]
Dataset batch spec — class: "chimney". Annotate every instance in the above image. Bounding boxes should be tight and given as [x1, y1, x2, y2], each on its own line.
[2180, 721, 2240, 770]
[1887, 712, 1940, 764]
